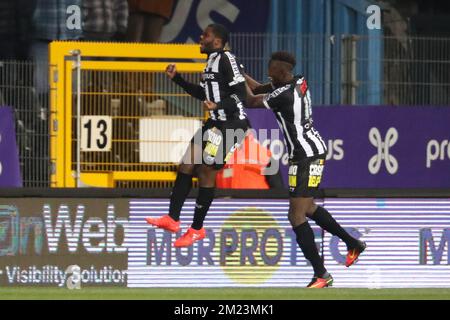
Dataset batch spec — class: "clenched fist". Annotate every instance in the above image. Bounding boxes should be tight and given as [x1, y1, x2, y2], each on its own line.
[166, 63, 177, 79]
[204, 100, 217, 110]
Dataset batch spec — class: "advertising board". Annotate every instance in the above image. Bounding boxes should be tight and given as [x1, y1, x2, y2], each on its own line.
[0, 199, 128, 287]
[128, 198, 450, 288]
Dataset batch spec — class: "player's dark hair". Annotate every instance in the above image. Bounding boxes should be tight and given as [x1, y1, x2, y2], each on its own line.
[269, 51, 296, 70]
[208, 23, 230, 47]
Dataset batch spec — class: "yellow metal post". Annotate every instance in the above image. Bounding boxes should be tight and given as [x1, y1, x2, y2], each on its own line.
[49, 41, 206, 187]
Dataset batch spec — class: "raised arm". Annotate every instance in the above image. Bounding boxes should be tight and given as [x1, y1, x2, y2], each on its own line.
[166, 64, 206, 101]
[244, 73, 274, 94]
[245, 82, 266, 109]
[205, 82, 266, 111]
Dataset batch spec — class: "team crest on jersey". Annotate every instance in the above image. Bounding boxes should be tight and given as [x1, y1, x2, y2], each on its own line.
[296, 78, 308, 97]
[300, 79, 308, 96]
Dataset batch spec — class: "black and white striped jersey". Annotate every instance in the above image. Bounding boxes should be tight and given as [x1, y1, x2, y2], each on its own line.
[263, 76, 327, 160]
[172, 49, 247, 122]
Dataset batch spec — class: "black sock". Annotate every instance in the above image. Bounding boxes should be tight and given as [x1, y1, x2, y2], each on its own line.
[168, 172, 193, 221]
[294, 221, 327, 278]
[309, 206, 358, 250]
[191, 187, 215, 230]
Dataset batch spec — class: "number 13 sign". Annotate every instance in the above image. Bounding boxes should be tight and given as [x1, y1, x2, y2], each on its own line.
[81, 116, 112, 152]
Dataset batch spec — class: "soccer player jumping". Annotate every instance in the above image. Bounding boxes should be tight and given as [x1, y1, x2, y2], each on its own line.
[243, 51, 366, 288]
[146, 24, 250, 247]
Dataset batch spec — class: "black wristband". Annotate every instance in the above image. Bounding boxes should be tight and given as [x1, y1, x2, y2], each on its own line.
[171, 73, 183, 84]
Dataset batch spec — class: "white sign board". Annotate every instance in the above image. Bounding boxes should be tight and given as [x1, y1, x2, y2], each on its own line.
[81, 116, 112, 152]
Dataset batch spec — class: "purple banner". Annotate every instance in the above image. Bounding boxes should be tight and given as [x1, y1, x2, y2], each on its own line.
[0, 106, 22, 187]
[246, 106, 450, 188]
[246, 108, 289, 186]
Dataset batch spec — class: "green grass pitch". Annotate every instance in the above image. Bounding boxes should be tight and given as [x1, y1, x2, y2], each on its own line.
[0, 288, 449, 300]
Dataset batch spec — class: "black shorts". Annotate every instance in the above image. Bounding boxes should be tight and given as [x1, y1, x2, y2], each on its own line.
[288, 154, 326, 198]
[191, 118, 250, 170]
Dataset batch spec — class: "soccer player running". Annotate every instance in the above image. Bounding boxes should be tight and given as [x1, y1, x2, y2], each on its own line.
[244, 51, 366, 288]
[146, 24, 250, 247]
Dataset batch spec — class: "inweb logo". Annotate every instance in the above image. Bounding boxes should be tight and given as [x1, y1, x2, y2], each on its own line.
[43, 204, 127, 254]
[0, 201, 128, 287]
[0, 204, 127, 256]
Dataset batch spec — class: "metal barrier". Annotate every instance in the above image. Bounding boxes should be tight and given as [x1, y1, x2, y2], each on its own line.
[2, 33, 450, 188]
[230, 33, 450, 106]
[0, 61, 49, 187]
[49, 42, 206, 188]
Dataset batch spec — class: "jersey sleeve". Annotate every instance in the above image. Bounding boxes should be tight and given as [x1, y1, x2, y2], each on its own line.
[222, 51, 246, 87]
[171, 73, 206, 101]
[215, 52, 247, 112]
[262, 87, 288, 112]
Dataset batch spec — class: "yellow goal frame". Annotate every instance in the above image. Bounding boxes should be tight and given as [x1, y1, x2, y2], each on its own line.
[49, 41, 205, 187]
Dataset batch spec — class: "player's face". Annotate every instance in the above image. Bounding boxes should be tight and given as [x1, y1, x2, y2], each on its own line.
[268, 62, 285, 87]
[200, 27, 217, 53]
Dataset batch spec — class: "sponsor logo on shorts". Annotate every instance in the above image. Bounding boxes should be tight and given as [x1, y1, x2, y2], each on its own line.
[308, 160, 324, 188]
[204, 128, 222, 159]
[288, 165, 298, 188]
